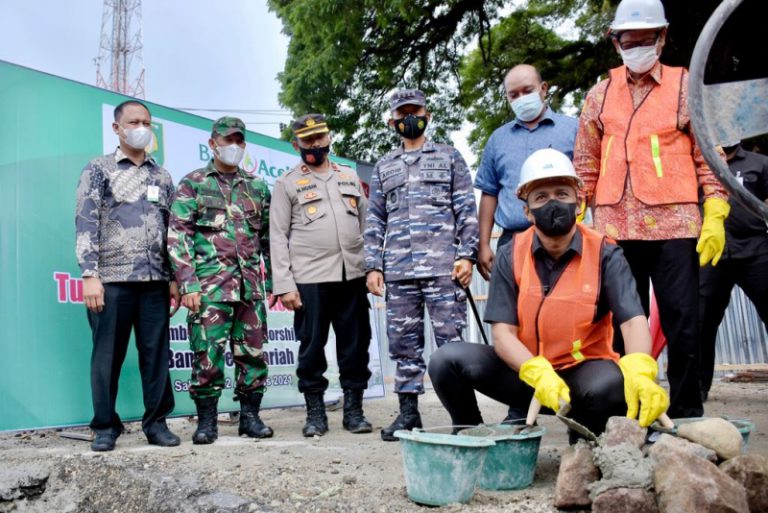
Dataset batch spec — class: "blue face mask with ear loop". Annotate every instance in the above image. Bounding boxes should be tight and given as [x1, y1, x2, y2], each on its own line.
[511, 90, 544, 122]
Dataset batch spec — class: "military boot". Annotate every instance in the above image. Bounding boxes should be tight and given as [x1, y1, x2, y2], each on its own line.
[238, 391, 274, 438]
[381, 393, 422, 442]
[302, 393, 328, 437]
[192, 397, 218, 445]
[342, 389, 372, 434]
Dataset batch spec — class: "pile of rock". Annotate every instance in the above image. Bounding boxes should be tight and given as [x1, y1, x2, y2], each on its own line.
[554, 416, 768, 513]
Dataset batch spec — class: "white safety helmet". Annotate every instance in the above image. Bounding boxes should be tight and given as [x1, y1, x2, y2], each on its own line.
[610, 0, 668, 32]
[516, 149, 583, 200]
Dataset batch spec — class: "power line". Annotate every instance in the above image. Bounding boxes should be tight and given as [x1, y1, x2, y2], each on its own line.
[177, 107, 293, 116]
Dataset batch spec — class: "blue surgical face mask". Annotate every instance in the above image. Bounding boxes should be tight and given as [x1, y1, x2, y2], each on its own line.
[511, 91, 544, 123]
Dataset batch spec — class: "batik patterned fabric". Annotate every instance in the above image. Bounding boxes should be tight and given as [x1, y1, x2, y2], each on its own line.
[75, 148, 175, 282]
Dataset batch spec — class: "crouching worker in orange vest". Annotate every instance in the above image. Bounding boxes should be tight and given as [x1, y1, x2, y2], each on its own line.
[429, 149, 669, 441]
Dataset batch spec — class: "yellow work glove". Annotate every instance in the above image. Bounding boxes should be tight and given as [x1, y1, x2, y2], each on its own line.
[696, 197, 730, 266]
[618, 353, 670, 427]
[519, 356, 571, 412]
[576, 198, 587, 224]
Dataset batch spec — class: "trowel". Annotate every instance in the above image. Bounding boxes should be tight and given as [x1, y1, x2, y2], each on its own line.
[514, 398, 598, 439]
[557, 401, 675, 440]
[528, 398, 675, 440]
[555, 401, 598, 441]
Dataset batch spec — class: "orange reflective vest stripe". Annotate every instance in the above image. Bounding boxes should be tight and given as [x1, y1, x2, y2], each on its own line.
[512, 224, 618, 370]
[595, 65, 698, 206]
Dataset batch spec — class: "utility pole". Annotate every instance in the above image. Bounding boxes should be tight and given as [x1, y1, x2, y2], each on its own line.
[95, 0, 145, 98]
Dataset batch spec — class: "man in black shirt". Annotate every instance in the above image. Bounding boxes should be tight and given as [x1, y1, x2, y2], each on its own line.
[699, 142, 768, 400]
[428, 149, 668, 439]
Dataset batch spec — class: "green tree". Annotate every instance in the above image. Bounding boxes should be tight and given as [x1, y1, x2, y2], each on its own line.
[459, 9, 609, 158]
[269, 0, 746, 163]
[268, 0, 505, 161]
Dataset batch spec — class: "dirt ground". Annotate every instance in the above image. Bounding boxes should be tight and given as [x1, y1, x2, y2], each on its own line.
[1, 380, 766, 513]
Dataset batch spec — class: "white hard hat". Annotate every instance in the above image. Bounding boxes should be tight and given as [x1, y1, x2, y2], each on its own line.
[610, 0, 668, 32]
[516, 149, 583, 199]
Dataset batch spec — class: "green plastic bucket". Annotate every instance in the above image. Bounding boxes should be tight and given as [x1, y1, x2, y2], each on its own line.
[394, 427, 495, 506]
[651, 417, 755, 453]
[459, 424, 546, 490]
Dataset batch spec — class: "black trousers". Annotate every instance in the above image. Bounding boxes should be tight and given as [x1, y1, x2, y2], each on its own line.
[614, 239, 702, 418]
[699, 252, 768, 395]
[294, 277, 372, 393]
[428, 343, 626, 438]
[87, 281, 175, 435]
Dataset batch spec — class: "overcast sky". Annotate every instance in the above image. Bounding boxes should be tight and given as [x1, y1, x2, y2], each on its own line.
[0, 1, 291, 138]
[0, 0, 476, 164]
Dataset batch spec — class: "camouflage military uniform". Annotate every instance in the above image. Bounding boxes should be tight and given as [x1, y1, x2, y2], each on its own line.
[364, 141, 479, 393]
[168, 159, 271, 400]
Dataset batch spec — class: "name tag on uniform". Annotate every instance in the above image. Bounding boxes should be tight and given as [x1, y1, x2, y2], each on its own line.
[147, 185, 160, 202]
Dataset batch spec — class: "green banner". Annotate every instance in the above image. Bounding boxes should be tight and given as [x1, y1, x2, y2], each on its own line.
[0, 60, 384, 432]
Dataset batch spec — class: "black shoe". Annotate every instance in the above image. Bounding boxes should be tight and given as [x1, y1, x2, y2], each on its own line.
[381, 393, 422, 442]
[146, 426, 181, 447]
[302, 393, 329, 437]
[342, 389, 372, 433]
[238, 391, 273, 438]
[193, 397, 219, 445]
[91, 430, 117, 452]
[501, 406, 527, 426]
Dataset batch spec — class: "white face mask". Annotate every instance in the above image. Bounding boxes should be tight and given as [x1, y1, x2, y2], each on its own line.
[510, 91, 544, 122]
[215, 144, 245, 167]
[619, 45, 659, 74]
[121, 126, 153, 150]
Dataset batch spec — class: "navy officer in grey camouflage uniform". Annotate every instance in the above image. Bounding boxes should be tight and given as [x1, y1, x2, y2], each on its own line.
[365, 89, 479, 441]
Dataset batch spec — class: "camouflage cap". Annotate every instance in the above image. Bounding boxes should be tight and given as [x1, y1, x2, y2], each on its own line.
[212, 116, 246, 137]
[292, 113, 330, 139]
[389, 89, 427, 111]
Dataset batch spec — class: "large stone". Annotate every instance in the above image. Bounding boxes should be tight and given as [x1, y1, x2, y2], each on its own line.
[554, 440, 599, 509]
[592, 488, 659, 513]
[600, 416, 648, 450]
[651, 440, 749, 513]
[648, 433, 717, 463]
[589, 443, 652, 499]
[720, 455, 768, 513]
[677, 418, 743, 460]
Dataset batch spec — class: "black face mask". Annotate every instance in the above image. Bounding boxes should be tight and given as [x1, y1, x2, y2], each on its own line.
[300, 145, 330, 166]
[722, 143, 740, 155]
[531, 200, 578, 237]
[394, 114, 428, 140]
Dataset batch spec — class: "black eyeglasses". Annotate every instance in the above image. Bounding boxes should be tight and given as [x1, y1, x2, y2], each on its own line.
[615, 31, 661, 51]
